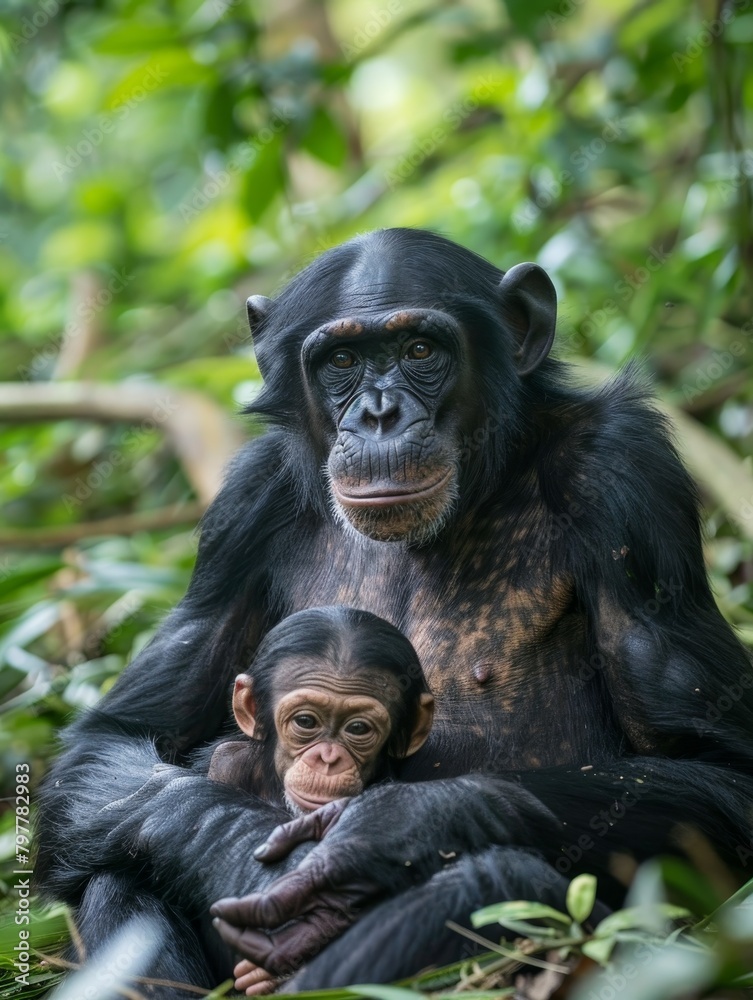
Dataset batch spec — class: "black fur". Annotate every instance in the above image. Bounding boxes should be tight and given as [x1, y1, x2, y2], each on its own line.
[36, 229, 753, 994]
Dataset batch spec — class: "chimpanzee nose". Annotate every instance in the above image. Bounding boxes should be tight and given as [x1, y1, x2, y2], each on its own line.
[301, 742, 351, 775]
[362, 389, 400, 434]
[340, 389, 406, 438]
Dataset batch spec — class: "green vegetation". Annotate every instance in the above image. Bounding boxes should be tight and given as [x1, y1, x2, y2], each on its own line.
[1, 0, 752, 996]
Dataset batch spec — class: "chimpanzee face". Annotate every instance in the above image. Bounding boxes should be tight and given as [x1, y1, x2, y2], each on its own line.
[232, 653, 434, 814]
[247, 235, 557, 545]
[301, 309, 466, 544]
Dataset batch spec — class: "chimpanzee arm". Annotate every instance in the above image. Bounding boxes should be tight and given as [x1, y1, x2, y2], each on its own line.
[36, 434, 310, 912]
[37, 724, 305, 914]
[517, 382, 753, 871]
[569, 378, 753, 766]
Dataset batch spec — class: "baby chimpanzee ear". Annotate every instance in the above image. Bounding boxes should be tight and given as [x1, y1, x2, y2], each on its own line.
[401, 692, 435, 757]
[233, 675, 263, 740]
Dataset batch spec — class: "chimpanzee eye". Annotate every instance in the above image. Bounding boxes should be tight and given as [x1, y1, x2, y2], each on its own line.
[293, 714, 318, 730]
[345, 720, 372, 736]
[331, 349, 356, 369]
[405, 341, 432, 360]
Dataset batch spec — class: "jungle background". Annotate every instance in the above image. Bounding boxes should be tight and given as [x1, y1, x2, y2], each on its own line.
[1, 0, 753, 997]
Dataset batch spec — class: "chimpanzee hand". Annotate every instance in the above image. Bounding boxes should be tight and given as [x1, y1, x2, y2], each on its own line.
[252, 797, 351, 861]
[233, 959, 278, 996]
[212, 878, 374, 977]
[211, 776, 559, 972]
[211, 797, 372, 974]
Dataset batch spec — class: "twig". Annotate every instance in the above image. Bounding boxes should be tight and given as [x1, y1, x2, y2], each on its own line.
[53, 272, 103, 379]
[0, 502, 205, 548]
[0, 381, 245, 505]
[445, 921, 571, 974]
[64, 907, 87, 963]
[36, 951, 216, 996]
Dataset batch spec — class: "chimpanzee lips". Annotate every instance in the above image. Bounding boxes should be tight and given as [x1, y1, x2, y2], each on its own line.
[285, 788, 340, 813]
[334, 469, 454, 508]
[284, 758, 363, 813]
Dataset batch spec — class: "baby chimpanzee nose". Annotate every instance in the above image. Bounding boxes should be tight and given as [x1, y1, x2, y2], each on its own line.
[300, 742, 352, 775]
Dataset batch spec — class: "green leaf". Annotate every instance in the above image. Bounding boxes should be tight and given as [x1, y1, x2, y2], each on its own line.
[104, 50, 214, 110]
[567, 873, 597, 924]
[302, 107, 348, 168]
[581, 937, 616, 964]
[503, 0, 561, 37]
[658, 857, 720, 916]
[241, 132, 286, 221]
[594, 905, 692, 938]
[0, 663, 25, 699]
[472, 900, 570, 929]
[569, 944, 715, 1000]
[203, 981, 236, 999]
[432, 994, 514, 999]
[0, 901, 69, 962]
[346, 988, 421, 1000]
[91, 22, 180, 55]
[0, 601, 60, 664]
[0, 557, 63, 599]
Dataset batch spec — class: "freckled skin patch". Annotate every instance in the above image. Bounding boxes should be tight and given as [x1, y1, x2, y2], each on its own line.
[276, 500, 619, 773]
[385, 311, 418, 331]
[327, 319, 364, 338]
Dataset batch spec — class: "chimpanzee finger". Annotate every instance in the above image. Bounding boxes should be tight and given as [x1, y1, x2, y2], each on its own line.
[211, 861, 327, 928]
[233, 961, 277, 996]
[243, 980, 277, 997]
[253, 798, 351, 862]
[215, 902, 357, 975]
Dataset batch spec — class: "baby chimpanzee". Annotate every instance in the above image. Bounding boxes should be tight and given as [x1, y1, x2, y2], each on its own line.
[205, 605, 434, 995]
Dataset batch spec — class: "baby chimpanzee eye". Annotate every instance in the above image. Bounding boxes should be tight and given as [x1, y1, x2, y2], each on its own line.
[293, 714, 318, 730]
[345, 720, 372, 736]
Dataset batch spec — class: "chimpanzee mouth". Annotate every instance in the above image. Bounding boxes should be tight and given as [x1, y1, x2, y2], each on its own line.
[284, 789, 329, 814]
[334, 469, 454, 508]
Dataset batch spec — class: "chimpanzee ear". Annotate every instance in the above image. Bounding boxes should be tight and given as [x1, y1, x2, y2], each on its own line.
[246, 295, 272, 337]
[232, 675, 262, 740]
[402, 693, 435, 757]
[498, 263, 557, 376]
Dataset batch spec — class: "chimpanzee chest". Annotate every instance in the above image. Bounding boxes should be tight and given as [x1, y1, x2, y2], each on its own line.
[277, 515, 619, 773]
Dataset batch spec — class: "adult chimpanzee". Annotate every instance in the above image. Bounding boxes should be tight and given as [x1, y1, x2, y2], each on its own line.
[203, 604, 434, 994]
[38, 228, 753, 997]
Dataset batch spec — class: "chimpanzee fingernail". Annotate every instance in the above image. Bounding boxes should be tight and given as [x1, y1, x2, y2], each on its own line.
[253, 843, 269, 858]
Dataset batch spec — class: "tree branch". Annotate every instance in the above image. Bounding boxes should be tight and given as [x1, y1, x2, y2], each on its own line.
[0, 381, 246, 506]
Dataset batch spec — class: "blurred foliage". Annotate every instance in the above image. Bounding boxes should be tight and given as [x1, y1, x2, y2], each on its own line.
[0, 0, 752, 994]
